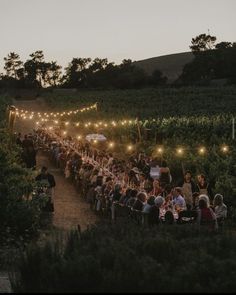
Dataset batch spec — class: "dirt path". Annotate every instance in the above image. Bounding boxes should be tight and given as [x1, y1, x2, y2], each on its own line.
[13, 98, 98, 231]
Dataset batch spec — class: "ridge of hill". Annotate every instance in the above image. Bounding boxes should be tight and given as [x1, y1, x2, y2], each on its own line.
[134, 51, 194, 83]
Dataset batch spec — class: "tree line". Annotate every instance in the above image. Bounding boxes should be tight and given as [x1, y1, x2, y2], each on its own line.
[0, 52, 167, 90]
[178, 34, 236, 85]
[0, 33, 236, 90]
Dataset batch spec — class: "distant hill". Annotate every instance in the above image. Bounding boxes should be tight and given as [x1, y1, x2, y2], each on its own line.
[133, 51, 194, 83]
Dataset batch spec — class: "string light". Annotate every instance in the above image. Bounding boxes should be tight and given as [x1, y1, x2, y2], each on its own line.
[13, 103, 97, 119]
[199, 147, 206, 155]
[33, 124, 232, 156]
[127, 145, 133, 151]
[177, 148, 184, 155]
[221, 145, 229, 153]
[157, 147, 163, 154]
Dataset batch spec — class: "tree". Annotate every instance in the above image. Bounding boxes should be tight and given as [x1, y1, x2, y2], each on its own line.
[63, 58, 92, 88]
[48, 61, 62, 86]
[24, 50, 46, 88]
[190, 34, 217, 53]
[215, 42, 232, 50]
[29, 50, 45, 87]
[41, 61, 62, 87]
[89, 58, 108, 73]
[4, 52, 23, 79]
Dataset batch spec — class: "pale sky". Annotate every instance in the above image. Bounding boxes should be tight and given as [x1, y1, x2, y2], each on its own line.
[0, 0, 235, 72]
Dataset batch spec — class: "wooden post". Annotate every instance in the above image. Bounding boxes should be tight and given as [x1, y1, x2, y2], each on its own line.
[8, 105, 16, 133]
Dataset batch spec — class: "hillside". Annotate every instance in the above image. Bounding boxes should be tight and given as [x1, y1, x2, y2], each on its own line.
[134, 51, 194, 83]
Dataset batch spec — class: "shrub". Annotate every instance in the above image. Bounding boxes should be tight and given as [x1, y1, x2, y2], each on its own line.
[10, 221, 236, 293]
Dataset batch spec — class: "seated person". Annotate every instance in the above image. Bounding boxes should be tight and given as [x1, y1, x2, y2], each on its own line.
[148, 196, 165, 226]
[142, 195, 155, 213]
[132, 192, 147, 211]
[172, 187, 186, 211]
[197, 195, 218, 231]
[213, 193, 227, 226]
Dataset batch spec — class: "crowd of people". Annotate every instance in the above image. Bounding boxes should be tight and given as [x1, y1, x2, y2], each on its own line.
[18, 127, 228, 230]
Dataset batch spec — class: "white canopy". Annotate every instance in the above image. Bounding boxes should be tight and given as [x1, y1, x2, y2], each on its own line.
[85, 133, 107, 142]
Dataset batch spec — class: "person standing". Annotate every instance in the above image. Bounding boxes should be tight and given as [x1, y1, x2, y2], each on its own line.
[178, 170, 196, 208]
[35, 166, 56, 212]
[159, 160, 171, 187]
[16, 132, 22, 146]
[196, 174, 213, 202]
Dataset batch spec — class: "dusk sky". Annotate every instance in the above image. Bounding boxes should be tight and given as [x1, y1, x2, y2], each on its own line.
[0, 0, 236, 71]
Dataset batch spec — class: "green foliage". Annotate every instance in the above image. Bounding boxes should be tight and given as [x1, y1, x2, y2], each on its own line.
[10, 221, 236, 293]
[0, 96, 47, 244]
[44, 86, 236, 118]
[181, 44, 236, 84]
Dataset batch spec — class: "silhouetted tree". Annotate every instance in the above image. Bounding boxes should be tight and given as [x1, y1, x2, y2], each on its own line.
[4, 52, 23, 79]
[215, 42, 232, 50]
[190, 34, 217, 53]
[63, 58, 91, 88]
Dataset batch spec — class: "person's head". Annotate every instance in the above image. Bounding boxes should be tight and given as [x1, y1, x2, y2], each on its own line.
[129, 170, 136, 178]
[199, 194, 210, 208]
[173, 187, 182, 197]
[192, 192, 200, 206]
[125, 188, 132, 198]
[213, 194, 224, 207]
[41, 166, 48, 175]
[153, 179, 161, 188]
[147, 195, 155, 206]
[137, 192, 147, 203]
[198, 174, 206, 183]
[184, 170, 192, 182]
[139, 173, 146, 182]
[130, 189, 138, 199]
[154, 196, 165, 208]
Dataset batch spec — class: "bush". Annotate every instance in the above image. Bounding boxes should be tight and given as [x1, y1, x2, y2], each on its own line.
[10, 221, 236, 292]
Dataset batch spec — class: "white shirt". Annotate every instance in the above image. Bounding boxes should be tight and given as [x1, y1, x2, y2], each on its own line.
[215, 204, 227, 219]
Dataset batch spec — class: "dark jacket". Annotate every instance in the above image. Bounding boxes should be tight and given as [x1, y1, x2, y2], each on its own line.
[132, 199, 143, 211]
[35, 173, 56, 188]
